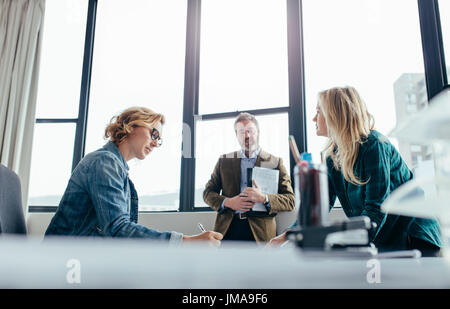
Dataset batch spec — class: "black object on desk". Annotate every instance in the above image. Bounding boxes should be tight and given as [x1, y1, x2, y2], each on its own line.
[291, 161, 377, 253]
[286, 216, 377, 250]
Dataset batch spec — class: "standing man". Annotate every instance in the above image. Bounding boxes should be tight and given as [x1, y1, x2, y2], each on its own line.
[203, 112, 295, 242]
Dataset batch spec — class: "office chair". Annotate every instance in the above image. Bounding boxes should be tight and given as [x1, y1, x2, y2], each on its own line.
[0, 164, 27, 234]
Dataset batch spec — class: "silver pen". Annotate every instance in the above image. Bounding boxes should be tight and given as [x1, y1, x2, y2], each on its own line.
[197, 223, 206, 233]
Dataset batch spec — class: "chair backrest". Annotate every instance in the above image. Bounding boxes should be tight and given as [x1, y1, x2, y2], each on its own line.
[0, 164, 27, 234]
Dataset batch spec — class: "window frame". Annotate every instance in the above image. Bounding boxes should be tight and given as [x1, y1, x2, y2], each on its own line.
[417, 0, 448, 99]
[29, 0, 97, 213]
[180, 0, 306, 212]
[29, 0, 448, 213]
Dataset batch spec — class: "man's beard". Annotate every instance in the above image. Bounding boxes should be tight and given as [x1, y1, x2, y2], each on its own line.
[244, 139, 259, 152]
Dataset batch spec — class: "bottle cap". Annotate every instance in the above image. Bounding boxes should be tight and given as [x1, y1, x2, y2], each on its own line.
[299, 160, 309, 167]
[300, 152, 312, 165]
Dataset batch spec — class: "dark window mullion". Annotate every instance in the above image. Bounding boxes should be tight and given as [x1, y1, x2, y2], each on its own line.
[287, 0, 307, 182]
[198, 106, 290, 121]
[418, 0, 448, 100]
[72, 0, 97, 172]
[28, 206, 58, 213]
[179, 0, 201, 212]
[36, 118, 78, 124]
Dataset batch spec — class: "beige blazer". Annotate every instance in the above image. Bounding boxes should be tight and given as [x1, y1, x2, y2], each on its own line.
[203, 150, 295, 242]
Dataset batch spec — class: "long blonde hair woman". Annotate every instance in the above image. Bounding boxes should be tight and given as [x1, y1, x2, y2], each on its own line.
[46, 107, 222, 246]
[319, 86, 374, 185]
[272, 86, 441, 256]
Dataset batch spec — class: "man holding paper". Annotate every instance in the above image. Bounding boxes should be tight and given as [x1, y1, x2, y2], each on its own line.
[203, 112, 295, 242]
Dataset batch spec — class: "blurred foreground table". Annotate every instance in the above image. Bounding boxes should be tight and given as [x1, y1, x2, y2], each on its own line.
[1, 236, 449, 288]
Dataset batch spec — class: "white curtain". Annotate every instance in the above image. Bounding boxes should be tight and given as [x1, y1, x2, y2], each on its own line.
[0, 0, 45, 216]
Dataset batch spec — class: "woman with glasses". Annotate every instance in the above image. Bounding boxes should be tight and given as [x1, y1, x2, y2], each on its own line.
[45, 107, 222, 246]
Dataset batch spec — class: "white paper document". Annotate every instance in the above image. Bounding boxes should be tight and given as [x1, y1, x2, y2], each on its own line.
[251, 166, 279, 212]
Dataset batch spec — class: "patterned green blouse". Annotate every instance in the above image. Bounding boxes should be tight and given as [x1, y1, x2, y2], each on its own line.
[327, 130, 442, 250]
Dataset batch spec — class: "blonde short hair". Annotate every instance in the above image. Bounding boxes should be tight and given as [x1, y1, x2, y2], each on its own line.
[104, 107, 165, 146]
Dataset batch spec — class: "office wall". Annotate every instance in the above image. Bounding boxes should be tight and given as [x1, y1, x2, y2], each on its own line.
[26, 207, 347, 239]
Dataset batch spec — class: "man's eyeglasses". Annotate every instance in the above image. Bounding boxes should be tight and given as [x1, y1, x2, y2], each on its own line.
[237, 128, 257, 136]
[151, 128, 163, 147]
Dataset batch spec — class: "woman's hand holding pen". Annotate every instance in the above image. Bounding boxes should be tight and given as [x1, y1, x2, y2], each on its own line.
[183, 224, 223, 247]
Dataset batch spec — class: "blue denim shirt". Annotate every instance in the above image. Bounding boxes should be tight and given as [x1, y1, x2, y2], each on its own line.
[45, 142, 183, 244]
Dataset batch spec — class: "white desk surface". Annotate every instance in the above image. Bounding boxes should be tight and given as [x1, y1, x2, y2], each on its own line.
[1, 236, 449, 288]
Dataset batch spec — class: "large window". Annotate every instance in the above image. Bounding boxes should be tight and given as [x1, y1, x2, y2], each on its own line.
[195, 114, 290, 207]
[198, 0, 289, 115]
[85, 0, 187, 211]
[303, 0, 429, 169]
[28, 0, 88, 207]
[34, 0, 87, 119]
[28, 0, 447, 213]
[28, 124, 76, 206]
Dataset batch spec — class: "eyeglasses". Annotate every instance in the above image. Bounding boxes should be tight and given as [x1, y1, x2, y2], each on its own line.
[237, 128, 257, 136]
[151, 128, 163, 147]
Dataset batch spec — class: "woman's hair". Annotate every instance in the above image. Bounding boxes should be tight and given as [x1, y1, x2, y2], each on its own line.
[319, 86, 375, 185]
[104, 107, 165, 146]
